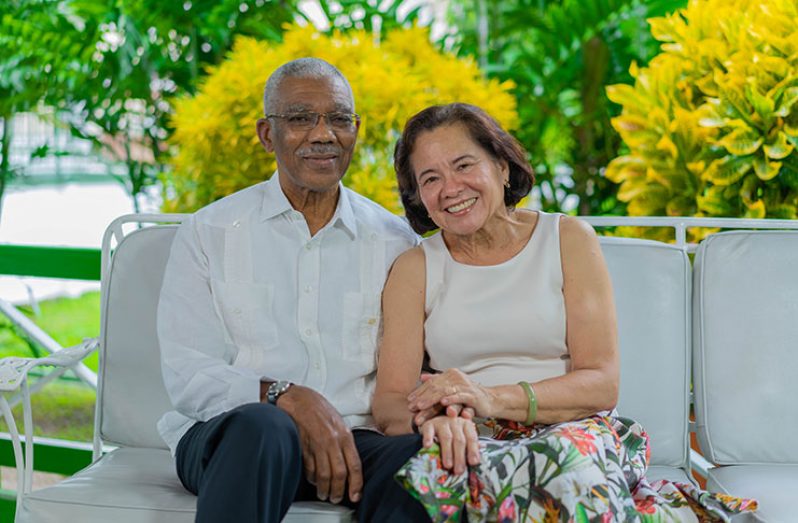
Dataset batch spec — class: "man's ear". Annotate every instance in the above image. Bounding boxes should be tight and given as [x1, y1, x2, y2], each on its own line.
[256, 118, 274, 152]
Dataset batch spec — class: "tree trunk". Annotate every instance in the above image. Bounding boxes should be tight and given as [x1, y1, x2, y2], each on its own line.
[475, 0, 489, 70]
[574, 36, 610, 216]
[0, 112, 13, 222]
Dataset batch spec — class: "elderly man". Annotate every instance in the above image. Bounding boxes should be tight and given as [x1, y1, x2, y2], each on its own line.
[157, 58, 427, 522]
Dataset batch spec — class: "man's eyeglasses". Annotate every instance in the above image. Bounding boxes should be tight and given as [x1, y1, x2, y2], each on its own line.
[266, 111, 360, 132]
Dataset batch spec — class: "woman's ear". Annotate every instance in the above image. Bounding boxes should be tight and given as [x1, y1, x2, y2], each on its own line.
[498, 158, 510, 181]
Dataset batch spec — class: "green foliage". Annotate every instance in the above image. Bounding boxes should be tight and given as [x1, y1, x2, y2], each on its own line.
[1, 0, 302, 212]
[163, 24, 518, 213]
[313, 0, 424, 36]
[0, 0, 92, 213]
[444, 0, 688, 215]
[606, 0, 798, 225]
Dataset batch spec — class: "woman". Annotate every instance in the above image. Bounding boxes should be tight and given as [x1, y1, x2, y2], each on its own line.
[373, 103, 755, 522]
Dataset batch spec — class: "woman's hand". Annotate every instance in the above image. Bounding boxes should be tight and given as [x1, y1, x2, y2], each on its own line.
[421, 415, 480, 474]
[412, 399, 476, 428]
[408, 369, 495, 422]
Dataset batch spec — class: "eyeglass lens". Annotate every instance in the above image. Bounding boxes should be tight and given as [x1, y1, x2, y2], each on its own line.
[282, 112, 357, 131]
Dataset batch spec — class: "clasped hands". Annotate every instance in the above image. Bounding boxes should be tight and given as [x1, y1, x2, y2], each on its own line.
[407, 368, 494, 475]
[281, 371, 490, 504]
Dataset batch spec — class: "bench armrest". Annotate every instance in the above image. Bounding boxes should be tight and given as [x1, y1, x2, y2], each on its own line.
[0, 338, 99, 517]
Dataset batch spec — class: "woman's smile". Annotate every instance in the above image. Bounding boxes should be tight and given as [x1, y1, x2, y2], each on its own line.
[446, 197, 477, 214]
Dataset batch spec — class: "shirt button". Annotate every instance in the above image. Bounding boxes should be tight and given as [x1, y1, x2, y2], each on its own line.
[304, 285, 312, 293]
[232, 220, 241, 228]
[232, 307, 242, 315]
[305, 328, 312, 336]
[313, 362, 321, 369]
[370, 233, 378, 241]
[305, 243, 313, 250]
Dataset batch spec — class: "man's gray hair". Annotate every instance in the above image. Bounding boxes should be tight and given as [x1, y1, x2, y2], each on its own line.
[263, 57, 354, 115]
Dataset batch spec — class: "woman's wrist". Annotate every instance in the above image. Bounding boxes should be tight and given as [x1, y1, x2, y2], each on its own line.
[517, 381, 538, 425]
[489, 384, 532, 422]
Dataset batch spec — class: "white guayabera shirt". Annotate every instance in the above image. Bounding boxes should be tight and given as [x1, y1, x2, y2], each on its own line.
[156, 174, 418, 454]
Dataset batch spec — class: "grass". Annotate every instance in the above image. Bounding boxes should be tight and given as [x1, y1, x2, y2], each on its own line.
[0, 291, 100, 372]
[0, 291, 100, 441]
[0, 380, 95, 442]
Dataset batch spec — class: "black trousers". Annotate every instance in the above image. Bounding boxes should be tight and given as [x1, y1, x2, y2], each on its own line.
[175, 403, 429, 522]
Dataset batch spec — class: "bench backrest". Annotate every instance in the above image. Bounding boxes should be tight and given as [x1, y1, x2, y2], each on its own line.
[600, 237, 691, 469]
[693, 230, 798, 465]
[98, 224, 178, 449]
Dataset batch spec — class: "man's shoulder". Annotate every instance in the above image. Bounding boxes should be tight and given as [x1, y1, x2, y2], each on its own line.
[193, 182, 267, 226]
[344, 188, 418, 242]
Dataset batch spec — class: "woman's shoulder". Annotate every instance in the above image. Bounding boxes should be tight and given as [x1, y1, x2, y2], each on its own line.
[558, 215, 598, 243]
[390, 245, 426, 280]
[385, 245, 426, 299]
[396, 244, 425, 265]
[557, 216, 605, 277]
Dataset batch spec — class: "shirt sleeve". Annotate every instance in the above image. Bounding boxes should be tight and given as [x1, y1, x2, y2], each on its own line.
[157, 214, 261, 422]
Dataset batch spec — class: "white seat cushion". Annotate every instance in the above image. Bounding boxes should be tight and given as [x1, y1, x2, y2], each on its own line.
[707, 465, 798, 523]
[18, 447, 353, 523]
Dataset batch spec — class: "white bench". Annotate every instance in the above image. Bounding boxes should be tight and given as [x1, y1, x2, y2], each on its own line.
[2, 214, 796, 521]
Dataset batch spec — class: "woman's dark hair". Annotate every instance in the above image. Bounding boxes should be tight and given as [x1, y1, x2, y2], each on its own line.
[394, 103, 535, 234]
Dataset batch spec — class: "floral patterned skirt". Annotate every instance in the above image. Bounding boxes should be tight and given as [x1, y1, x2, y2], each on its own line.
[395, 415, 757, 522]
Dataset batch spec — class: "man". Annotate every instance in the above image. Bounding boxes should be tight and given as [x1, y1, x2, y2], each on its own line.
[157, 58, 428, 522]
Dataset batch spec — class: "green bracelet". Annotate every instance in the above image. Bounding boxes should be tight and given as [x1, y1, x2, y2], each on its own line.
[518, 381, 537, 426]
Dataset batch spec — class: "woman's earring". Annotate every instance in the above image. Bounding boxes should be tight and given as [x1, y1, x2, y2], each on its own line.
[504, 179, 510, 188]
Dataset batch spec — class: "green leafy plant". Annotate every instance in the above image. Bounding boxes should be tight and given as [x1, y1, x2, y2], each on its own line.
[444, 0, 687, 215]
[1, 0, 302, 213]
[606, 0, 798, 223]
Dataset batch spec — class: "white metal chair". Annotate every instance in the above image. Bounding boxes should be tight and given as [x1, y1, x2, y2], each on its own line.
[693, 230, 798, 522]
[11, 214, 353, 522]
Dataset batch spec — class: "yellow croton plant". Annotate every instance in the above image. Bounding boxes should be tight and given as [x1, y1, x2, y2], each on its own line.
[606, 0, 798, 222]
[163, 24, 517, 214]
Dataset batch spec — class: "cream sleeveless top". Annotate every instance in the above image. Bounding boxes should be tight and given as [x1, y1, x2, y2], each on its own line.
[422, 211, 569, 386]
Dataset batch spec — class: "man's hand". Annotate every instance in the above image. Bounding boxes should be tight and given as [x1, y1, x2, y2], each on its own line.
[276, 385, 362, 504]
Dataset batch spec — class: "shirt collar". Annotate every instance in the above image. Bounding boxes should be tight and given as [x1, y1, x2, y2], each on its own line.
[259, 171, 358, 239]
[259, 173, 294, 221]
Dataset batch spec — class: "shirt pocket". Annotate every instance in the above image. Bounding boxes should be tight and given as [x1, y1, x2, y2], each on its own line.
[210, 279, 279, 367]
[341, 291, 381, 365]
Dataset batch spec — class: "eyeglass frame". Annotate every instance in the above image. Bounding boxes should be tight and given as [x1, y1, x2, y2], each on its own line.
[265, 111, 361, 132]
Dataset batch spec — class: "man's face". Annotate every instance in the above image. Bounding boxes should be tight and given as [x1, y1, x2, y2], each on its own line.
[257, 76, 359, 197]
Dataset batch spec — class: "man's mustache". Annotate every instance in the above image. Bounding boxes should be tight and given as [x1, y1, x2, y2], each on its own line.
[299, 146, 342, 157]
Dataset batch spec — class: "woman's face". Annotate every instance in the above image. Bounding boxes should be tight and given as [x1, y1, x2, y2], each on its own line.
[411, 123, 509, 236]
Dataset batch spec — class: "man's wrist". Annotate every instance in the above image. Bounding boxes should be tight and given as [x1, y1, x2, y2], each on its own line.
[259, 381, 273, 403]
[264, 380, 293, 405]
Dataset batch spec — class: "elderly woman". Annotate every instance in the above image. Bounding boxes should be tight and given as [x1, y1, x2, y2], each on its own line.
[373, 103, 755, 522]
